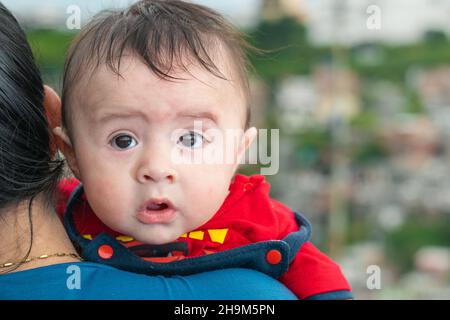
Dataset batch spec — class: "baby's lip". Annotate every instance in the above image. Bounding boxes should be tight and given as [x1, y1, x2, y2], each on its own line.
[138, 197, 175, 212]
[137, 197, 177, 225]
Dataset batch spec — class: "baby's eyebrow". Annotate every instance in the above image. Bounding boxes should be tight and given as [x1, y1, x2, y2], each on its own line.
[176, 111, 218, 123]
[93, 108, 218, 124]
[95, 110, 147, 123]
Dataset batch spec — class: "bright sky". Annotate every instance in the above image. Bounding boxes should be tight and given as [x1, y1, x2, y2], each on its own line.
[2, 0, 262, 28]
[3, 0, 448, 44]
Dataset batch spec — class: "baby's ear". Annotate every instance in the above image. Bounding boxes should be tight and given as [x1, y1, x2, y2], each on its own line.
[52, 127, 81, 180]
[236, 126, 257, 163]
[242, 127, 257, 152]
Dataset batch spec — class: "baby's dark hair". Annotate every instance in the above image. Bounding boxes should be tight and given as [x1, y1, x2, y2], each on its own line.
[62, 0, 256, 136]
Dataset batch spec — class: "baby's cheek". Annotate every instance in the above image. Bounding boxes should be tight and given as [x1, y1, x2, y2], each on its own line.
[200, 183, 229, 212]
[84, 181, 128, 226]
[87, 188, 115, 215]
[205, 185, 214, 197]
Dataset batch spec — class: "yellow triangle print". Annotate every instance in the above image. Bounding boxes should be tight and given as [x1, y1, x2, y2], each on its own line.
[116, 235, 134, 243]
[189, 230, 204, 240]
[208, 229, 228, 244]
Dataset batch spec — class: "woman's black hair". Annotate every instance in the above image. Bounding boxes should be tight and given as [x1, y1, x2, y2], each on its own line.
[0, 3, 63, 272]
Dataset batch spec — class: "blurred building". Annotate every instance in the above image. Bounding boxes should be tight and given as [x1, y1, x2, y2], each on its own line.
[314, 66, 360, 124]
[9, 2, 67, 29]
[366, 80, 406, 121]
[380, 116, 439, 170]
[275, 67, 360, 131]
[276, 76, 317, 132]
[304, 0, 450, 45]
[260, 0, 305, 22]
[414, 66, 450, 134]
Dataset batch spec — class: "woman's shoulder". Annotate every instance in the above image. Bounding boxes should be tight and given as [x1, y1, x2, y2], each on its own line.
[0, 262, 296, 300]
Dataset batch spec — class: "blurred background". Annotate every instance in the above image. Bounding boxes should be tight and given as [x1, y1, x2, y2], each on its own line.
[4, 0, 450, 299]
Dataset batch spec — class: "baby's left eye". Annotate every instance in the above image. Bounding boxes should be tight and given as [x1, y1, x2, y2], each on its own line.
[110, 134, 138, 150]
[178, 131, 205, 149]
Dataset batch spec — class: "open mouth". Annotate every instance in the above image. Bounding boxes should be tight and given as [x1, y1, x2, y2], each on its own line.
[146, 202, 169, 211]
[137, 199, 176, 224]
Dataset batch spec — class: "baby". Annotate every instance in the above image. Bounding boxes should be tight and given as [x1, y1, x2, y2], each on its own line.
[55, 0, 352, 299]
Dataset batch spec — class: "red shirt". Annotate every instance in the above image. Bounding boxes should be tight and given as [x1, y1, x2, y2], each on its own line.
[57, 174, 351, 299]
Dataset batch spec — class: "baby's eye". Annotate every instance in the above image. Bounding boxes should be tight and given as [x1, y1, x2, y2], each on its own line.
[178, 131, 205, 149]
[110, 134, 137, 150]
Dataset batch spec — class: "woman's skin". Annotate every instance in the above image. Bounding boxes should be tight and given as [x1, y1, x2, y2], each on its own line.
[0, 87, 79, 273]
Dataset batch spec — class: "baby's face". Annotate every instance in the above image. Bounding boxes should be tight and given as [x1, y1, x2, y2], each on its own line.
[65, 56, 255, 244]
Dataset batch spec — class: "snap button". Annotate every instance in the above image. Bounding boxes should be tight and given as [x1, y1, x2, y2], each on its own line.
[266, 249, 282, 265]
[98, 244, 114, 259]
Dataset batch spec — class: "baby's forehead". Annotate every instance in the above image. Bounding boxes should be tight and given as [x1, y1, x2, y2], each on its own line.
[76, 55, 246, 125]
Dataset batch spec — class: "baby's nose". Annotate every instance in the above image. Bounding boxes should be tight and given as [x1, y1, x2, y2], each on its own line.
[140, 169, 175, 184]
[136, 150, 177, 184]
[137, 164, 176, 184]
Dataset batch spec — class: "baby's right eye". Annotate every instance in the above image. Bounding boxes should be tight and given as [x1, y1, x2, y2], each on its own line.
[110, 134, 138, 150]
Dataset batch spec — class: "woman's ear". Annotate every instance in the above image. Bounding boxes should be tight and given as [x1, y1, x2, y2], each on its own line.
[43, 85, 62, 157]
[43, 85, 81, 180]
[53, 126, 81, 180]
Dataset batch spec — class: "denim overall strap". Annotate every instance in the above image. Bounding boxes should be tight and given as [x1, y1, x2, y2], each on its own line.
[283, 211, 312, 264]
[64, 184, 91, 250]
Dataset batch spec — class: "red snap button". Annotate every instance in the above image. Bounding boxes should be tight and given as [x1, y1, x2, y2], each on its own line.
[266, 249, 282, 265]
[98, 244, 114, 259]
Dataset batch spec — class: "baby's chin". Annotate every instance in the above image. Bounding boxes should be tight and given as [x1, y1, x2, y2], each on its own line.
[132, 229, 184, 245]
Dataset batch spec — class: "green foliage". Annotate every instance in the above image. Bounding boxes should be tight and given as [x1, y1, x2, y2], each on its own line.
[404, 89, 425, 114]
[350, 111, 378, 132]
[423, 30, 448, 44]
[350, 40, 450, 82]
[385, 214, 450, 273]
[292, 129, 331, 169]
[349, 112, 387, 164]
[25, 29, 76, 88]
[26, 29, 75, 69]
[352, 140, 386, 165]
[345, 212, 372, 245]
[248, 17, 312, 79]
